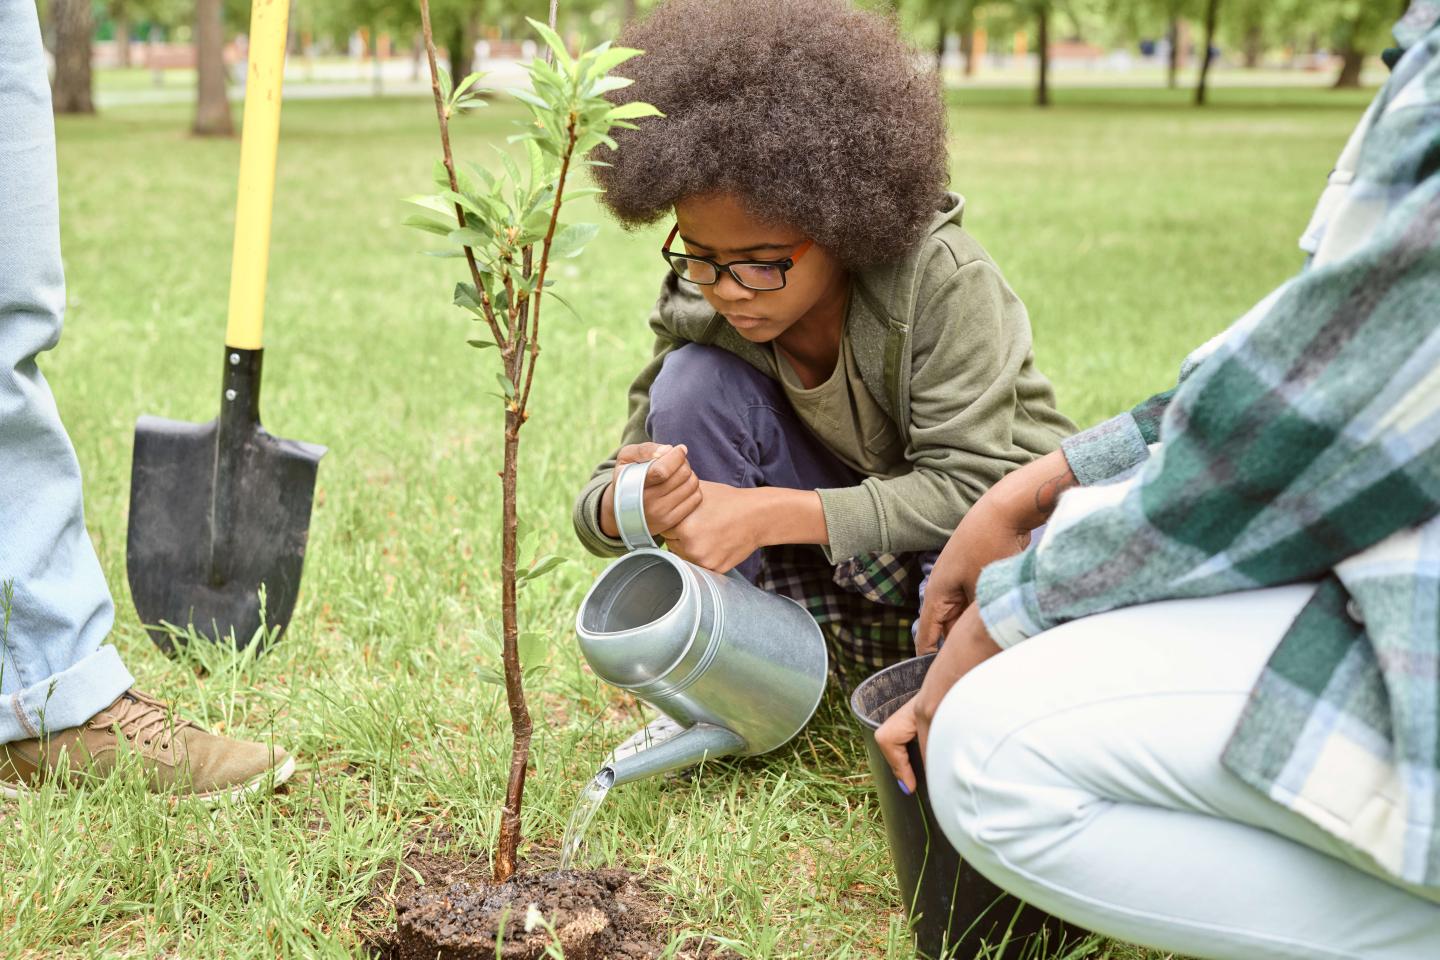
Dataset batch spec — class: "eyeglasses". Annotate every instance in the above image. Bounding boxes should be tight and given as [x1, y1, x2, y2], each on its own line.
[661, 225, 813, 292]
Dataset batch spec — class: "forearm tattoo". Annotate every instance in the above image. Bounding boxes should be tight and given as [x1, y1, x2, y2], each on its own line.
[1034, 471, 1078, 518]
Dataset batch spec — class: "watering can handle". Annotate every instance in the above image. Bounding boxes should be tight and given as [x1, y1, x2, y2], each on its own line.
[613, 460, 659, 551]
[613, 460, 750, 582]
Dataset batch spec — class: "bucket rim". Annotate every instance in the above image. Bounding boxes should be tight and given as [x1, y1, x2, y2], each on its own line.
[849, 653, 936, 731]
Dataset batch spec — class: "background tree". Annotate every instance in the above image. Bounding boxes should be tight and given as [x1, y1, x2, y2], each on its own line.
[1330, 0, 1400, 88]
[52, 0, 96, 115]
[194, 0, 232, 135]
[1193, 0, 1220, 105]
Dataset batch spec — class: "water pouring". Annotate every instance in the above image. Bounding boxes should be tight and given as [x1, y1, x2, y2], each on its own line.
[575, 460, 830, 787]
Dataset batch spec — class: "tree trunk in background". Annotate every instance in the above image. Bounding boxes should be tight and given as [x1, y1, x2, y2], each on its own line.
[623, 0, 638, 23]
[1036, 4, 1050, 107]
[935, 12, 946, 71]
[1333, 47, 1365, 88]
[115, 9, 132, 68]
[959, 2, 976, 77]
[193, 0, 233, 137]
[1166, 16, 1181, 89]
[444, 16, 475, 82]
[1194, 0, 1220, 106]
[52, 0, 96, 114]
[1242, 22, 1261, 68]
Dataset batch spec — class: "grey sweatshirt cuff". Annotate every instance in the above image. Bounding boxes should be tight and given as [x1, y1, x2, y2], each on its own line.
[1060, 413, 1150, 487]
[816, 481, 887, 562]
[573, 471, 628, 558]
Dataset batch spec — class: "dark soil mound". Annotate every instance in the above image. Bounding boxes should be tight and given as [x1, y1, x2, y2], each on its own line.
[392, 867, 667, 960]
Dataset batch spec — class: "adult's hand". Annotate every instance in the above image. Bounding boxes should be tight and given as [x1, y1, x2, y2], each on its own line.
[598, 443, 702, 540]
[914, 450, 1077, 654]
[878, 605, 1003, 795]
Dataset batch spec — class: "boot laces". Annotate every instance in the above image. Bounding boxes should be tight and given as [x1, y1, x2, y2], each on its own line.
[91, 690, 194, 751]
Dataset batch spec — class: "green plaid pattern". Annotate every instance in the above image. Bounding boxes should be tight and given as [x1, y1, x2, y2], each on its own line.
[978, 8, 1440, 887]
[759, 545, 921, 683]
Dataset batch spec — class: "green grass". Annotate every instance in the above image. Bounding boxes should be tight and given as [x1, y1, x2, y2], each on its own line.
[3, 84, 1370, 958]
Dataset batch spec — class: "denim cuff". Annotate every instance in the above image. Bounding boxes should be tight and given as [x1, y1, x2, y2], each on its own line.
[1060, 413, 1150, 487]
[0, 644, 134, 744]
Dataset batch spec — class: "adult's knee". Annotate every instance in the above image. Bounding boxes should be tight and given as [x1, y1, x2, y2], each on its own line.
[923, 644, 1090, 867]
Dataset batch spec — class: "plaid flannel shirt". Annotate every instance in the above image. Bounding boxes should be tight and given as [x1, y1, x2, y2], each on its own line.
[976, 5, 1440, 888]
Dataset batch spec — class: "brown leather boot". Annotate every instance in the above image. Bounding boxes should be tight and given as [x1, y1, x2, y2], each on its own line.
[0, 689, 294, 803]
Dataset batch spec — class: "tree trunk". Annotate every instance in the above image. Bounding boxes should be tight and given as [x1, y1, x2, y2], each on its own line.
[1242, 22, 1262, 69]
[371, 28, 384, 96]
[193, 0, 233, 137]
[1166, 16, 1181, 89]
[623, 0, 638, 23]
[444, 17, 474, 81]
[960, 25, 975, 77]
[1036, 4, 1050, 107]
[935, 12, 946, 71]
[1333, 47, 1365, 88]
[115, 10, 132, 68]
[52, 0, 96, 115]
[493, 417, 532, 884]
[1194, 0, 1220, 107]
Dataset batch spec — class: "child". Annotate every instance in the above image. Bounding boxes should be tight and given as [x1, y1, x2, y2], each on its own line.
[572, 0, 1075, 675]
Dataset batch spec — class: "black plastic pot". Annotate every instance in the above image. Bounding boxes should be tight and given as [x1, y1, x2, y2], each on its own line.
[851, 655, 1082, 959]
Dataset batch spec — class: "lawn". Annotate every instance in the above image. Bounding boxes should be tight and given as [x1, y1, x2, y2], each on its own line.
[3, 83, 1370, 958]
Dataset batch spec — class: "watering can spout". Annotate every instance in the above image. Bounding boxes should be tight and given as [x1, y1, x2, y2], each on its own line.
[602, 723, 747, 787]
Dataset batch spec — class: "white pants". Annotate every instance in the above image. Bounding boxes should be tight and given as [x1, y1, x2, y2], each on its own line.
[927, 585, 1440, 960]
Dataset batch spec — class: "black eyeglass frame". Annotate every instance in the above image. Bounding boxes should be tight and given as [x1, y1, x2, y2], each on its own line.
[660, 224, 814, 292]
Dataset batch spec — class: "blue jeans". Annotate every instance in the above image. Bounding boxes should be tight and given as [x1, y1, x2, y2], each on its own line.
[0, 2, 133, 744]
[646, 343, 937, 608]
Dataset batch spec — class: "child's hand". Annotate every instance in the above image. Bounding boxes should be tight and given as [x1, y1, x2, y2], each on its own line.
[599, 443, 702, 540]
[658, 481, 763, 574]
[915, 494, 1031, 654]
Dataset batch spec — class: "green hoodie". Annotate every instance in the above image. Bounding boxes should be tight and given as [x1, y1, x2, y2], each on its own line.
[572, 193, 1076, 561]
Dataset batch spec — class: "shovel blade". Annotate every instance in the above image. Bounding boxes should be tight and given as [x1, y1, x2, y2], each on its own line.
[127, 413, 324, 653]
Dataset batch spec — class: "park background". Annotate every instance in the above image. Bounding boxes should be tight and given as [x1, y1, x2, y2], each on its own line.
[7, 0, 1399, 957]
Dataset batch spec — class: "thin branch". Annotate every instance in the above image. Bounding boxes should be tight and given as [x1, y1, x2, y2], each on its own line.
[419, 0, 506, 350]
[518, 111, 578, 417]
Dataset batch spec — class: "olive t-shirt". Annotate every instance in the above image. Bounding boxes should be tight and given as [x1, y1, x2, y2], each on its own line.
[771, 323, 909, 480]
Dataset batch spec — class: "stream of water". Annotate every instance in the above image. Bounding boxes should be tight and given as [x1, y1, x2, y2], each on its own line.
[559, 767, 616, 870]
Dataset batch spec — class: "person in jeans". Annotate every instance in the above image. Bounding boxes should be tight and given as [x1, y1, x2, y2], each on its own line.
[878, 5, 1440, 957]
[0, 1, 292, 801]
[570, 0, 1074, 678]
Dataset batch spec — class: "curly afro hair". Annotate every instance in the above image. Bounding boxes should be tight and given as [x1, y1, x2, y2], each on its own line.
[594, 0, 949, 269]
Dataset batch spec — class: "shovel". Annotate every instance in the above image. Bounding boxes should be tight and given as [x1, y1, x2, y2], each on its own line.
[126, 0, 324, 653]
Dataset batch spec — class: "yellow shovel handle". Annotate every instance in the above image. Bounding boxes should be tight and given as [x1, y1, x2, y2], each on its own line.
[224, 0, 290, 351]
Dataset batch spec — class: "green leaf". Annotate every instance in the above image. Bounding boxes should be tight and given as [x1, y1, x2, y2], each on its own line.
[541, 288, 581, 320]
[559, 187, 604, 205]
[422, 249, 467, 259]
[495, 373, 516, 400]
[526, 554, 568, 580]
[447, 227, 491, 248]
[517, 632, 545, 669]
[589, 45, 643, 77]
[432, 158, 453, 189]
[587, 75, 633, 97]
[453, 70, 485, 100]
[454, 282, 485, 311]
[525, 17, 573, 72]
[550, 222, 599, 258]
[467, 338, 496, 349]
[605, 101, 663, 121]
[506, 87, 552, 111]
[404, 193, 454, 216]
[476, 664, 505, 686]
[401, 213, 453, 236]
[524, 138, 547, 189]
[438, 66, 454, 104]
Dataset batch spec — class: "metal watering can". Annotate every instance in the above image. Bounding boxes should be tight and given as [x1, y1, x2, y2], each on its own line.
[575, 461, 829, 786]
